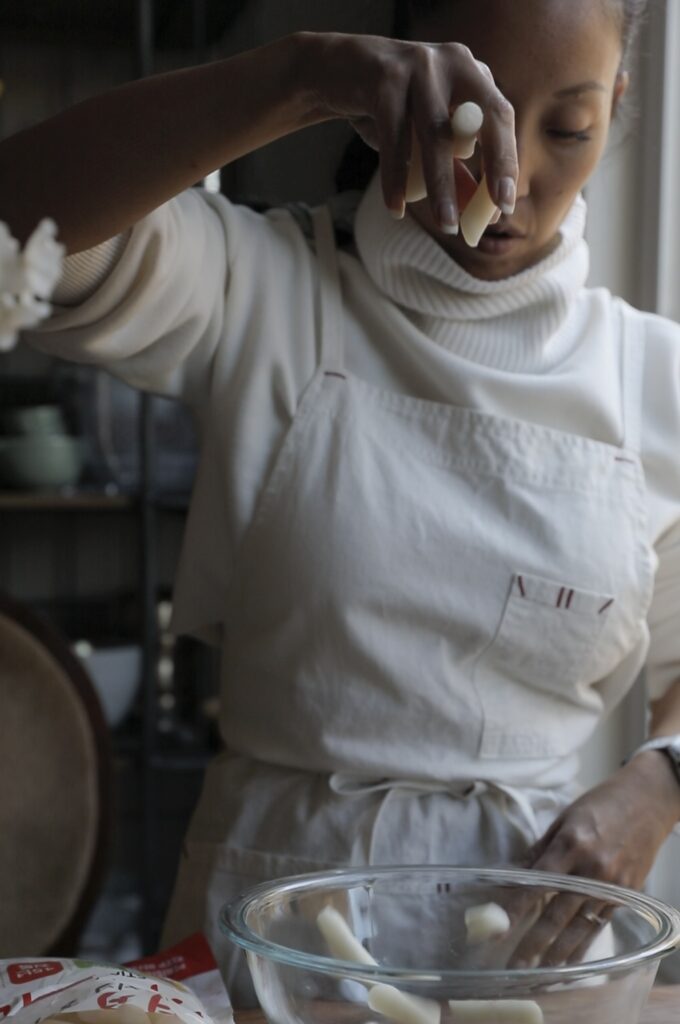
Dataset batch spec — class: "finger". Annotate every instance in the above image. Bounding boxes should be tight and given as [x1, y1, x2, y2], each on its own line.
[475, 59, 494, 84]
[566, 903, 616, 965]
[411, 92, 460, 233]
[441, 46, 518, 214]
[402, 42, 518, 229]
[376, 91, 412, 218]
[541, 901, 612, 967]
[507, 891, 585, 969]
[478, 92, 518, 214]
[503, 843, 578, 967]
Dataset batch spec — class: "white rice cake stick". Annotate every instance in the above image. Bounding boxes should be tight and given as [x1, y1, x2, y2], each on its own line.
[451, 102, 484, 159]
[448, 1000, 543, 1024]
[405, 102, 484, 202]
[369, 984, 441, 1024]
[316, 904, 378, 966]
[316, 909, 441, 1024]
[459, 176, 498, 247]
[465, 902, 511, 945]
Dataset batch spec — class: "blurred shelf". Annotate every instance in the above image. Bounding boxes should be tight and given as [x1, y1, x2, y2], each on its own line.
[0, 489, 136, 510]
[0, 489, 194, 511]
[150, 750, 213, 771]
[151, 492, 191, 513]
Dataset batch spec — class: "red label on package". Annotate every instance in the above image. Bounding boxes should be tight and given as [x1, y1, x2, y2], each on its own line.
[7, 965, 63, 986]
[127, 934, 216, 983]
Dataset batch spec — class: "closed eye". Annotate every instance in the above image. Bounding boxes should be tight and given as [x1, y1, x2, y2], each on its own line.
[547, 129, 592, 143]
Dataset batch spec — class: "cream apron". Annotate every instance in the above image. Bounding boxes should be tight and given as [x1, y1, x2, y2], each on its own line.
[162, 207, 655, 1004]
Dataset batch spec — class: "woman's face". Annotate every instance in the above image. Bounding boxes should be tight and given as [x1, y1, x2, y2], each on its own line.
[408, 0, 628, 280]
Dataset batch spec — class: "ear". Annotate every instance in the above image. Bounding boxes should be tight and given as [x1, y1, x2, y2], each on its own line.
[612, 70, 630, 116]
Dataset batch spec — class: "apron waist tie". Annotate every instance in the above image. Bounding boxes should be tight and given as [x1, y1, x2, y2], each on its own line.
[328, 773, 545, 863]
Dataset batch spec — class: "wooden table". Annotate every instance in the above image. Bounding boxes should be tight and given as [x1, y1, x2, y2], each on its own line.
[641, 989, 680, 1024]
[236, 987, 679, 1024]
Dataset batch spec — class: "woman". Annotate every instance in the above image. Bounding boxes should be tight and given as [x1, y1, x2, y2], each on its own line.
[3, 0, 680, 1003]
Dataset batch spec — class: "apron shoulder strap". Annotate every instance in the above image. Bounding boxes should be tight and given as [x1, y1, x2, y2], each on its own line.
[311, 205, 345, 373]
[619, 299, 645, 455]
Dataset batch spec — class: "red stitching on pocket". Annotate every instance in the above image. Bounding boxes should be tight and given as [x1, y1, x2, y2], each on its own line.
[556, 586, 565, 608]
[324, 371, 347, 380]
[615, 456, 636, 464]
[598, 598, 614, 614]
[565, 588, 574, 609]
[517, 575, 526, 597]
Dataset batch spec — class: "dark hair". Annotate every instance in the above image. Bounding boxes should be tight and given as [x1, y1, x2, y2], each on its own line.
[335, 0, 649, 193]
[396, 0, 649, 64]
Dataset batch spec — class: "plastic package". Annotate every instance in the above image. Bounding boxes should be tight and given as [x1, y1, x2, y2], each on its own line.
[0, 935, 233, 1024]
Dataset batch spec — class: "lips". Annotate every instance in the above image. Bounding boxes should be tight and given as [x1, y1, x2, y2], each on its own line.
[483, 221, 526, 240]
[476, 226, 526, 257]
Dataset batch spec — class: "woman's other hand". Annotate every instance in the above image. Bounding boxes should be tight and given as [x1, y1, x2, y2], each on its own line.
[505, 752, 680, 968]
[300, 33, 518, 230]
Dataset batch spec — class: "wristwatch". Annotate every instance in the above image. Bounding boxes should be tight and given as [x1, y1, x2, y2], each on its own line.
[625, 735, 680, 787]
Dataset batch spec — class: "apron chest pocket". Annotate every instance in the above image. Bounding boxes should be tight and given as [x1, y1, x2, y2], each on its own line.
[473, 572, 615, 760]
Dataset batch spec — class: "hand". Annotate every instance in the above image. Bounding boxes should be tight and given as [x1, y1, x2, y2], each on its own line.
[505, 752, 680, 968]
[301, 33, 518, 228]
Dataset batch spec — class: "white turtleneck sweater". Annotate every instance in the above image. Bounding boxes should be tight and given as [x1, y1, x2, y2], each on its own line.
[29, 174, 680, 706]
[354, 175, 590, 373]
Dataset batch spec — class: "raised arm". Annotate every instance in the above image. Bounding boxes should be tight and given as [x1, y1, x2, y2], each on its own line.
[0, 35, 319, 253]
[0, 32, 518, 254]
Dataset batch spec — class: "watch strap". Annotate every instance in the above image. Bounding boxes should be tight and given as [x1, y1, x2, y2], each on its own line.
[623, 736, 680, 786]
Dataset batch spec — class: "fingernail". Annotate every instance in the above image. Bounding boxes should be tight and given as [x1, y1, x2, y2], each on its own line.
[389, 201, 405, 220]
[498, 177, 516, 215]
[438, 200, 459, 234]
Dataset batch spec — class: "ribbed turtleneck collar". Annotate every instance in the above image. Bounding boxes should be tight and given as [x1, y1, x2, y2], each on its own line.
[353, 173, 590, 374]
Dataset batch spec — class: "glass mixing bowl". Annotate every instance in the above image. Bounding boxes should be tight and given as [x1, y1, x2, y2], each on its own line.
[221, 866, 680, 1024]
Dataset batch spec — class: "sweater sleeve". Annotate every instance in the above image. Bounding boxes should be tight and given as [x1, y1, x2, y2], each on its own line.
[639, 309, 680, 701]
[23, 188, 231, 404]
[22, 187, 325, 645]
[52, 231, 131, 305]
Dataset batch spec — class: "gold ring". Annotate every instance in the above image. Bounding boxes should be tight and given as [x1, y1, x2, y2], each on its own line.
[581, 910, 606, 927]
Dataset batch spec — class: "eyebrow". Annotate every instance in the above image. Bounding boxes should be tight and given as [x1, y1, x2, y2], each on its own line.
[554, 81, 607, 99]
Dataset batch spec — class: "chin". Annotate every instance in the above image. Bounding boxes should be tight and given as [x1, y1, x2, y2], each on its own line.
[444, 234, 557, 281]
[447, 243, 530, 281]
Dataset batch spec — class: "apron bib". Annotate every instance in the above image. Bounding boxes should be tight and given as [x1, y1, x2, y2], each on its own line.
[221, 207, 653, 775]
[163, 207, 655, 1003]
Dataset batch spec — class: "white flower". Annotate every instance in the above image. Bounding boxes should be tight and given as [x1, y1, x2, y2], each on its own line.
[22, 218, 64, 296]
[0, 218, 65, 352]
